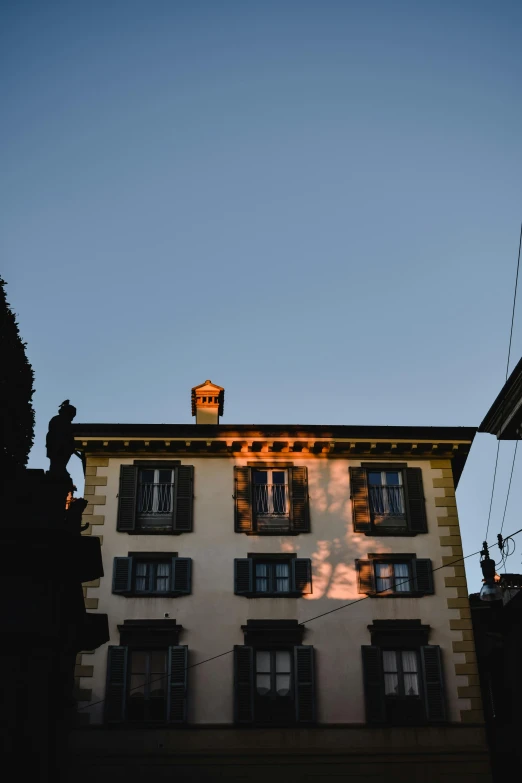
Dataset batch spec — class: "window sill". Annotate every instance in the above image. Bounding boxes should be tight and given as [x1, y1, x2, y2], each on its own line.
[244, 531, 302, 536]
[114, 592, 188, 598]
[240, 592, 304, 599]
[364, 530, 419, 537]
[365, 591, 426, 598]
[120, 529, 185, 535]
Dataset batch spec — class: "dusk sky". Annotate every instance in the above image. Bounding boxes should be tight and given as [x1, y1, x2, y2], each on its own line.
[2, 1, 521, 590]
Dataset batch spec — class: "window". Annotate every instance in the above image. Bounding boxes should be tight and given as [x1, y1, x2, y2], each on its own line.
[383, 650, 419, 697]
[105, 621, 187, 724]
[112, 555, 192, 596]
[117, 463, 194, 533]
[135, 561, 171, 593]
[350, 465, 427, 535]
[128, 650, 168, 722]
[362, 620, 446, 725]
[255, 561, 290, 593]
[367, 470, 405, 526]
[234, 465, 310, 534]
[234, 621, 315, 725]
[137, 468, 174, 527]
[356, 556, 434, 596]
[253, 469, 288, 517]
[234, 556, 312, 596]
[375, 562, 411, 593]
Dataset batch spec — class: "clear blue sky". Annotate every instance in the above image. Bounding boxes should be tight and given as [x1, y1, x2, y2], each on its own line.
[2, 0, 521, 590]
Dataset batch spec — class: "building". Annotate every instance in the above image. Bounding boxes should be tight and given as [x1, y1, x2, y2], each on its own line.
[68, 381, 491, 781]
[472, 354, 522, 781]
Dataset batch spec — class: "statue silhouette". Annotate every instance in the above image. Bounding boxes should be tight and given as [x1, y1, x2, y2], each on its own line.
[46, 400, 84, 478]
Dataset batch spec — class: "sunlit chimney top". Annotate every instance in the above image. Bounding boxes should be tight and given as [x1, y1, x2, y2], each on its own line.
[191, 380, 224, 425]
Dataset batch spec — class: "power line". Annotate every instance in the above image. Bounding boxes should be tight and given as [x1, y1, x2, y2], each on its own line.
[499, 441, 518, 538]
[77, 525, 522, 714]
[484, 222, 522, 540]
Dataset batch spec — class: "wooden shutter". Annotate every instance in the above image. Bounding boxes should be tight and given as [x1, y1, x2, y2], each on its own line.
[117, 465, 137, 531]
[293, 559, 312, 594]
[291, 467, 310, 533]
[167, 645, 188, 723]
[404, 468, 428, 533]
[415, 559, 434, 594]
[234, 558, 253, 594]
[105, 646, 128, 723]
[356, 560, 375, 594]
[234, 646, 254, 724]
[294, 645, 315, 724]
[350, 468, 371, 532]
[234, 467, 253, 533]
[112, 557, 133, 594]
[362, 645, 385, 723]
[172, 557, 192, 594]
[173, 465, 194, 532]
[421, 646, 446, 722]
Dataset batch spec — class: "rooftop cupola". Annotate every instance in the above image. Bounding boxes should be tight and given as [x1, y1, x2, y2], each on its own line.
[191, 380, 224, 425]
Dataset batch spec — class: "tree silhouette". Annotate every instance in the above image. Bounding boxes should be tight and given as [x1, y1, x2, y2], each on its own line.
[0, 277, 35, 476]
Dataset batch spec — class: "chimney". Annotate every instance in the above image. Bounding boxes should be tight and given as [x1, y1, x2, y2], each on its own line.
[191, 380, 225, 425]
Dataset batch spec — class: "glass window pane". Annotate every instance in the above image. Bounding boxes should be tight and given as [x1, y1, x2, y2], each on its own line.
[256, 564, 268, 577]
[253, 471, 268, 485]
[140, 469, 155, 484]
[155, 563, 170, 592]
[276, 674, 291, 696]
[136, 562, 148, 576]
[382, 651, 397, 672]
[368, 472, 382, 485]
[131, 651, 147, 673]
[130, 674, 146, 696]
[376, 563, 393, 593]
[394, 563, 411, 592]
[404, 673, 419, 696]
[256, 674, 271, 695]
[158, 469, 173, 484]
[256, 577, 269, 592]
[275, 651, 291, 672]
[275, 563, 290, 592]
[136, 577, 147, 592]
[272, 471, 286, 485]
[150, 651, 167, 674]
[384, 673, 399, 695]
[386, 472, 401, 486]
[401, 651, 417, 673]
[256, 651, 271, 672]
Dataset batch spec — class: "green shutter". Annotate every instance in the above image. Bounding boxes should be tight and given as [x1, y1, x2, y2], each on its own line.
[167, 645, 188, 723]
[293, 559, 312, 594]
[105, 646, 128, 723]
[234, 467, 253, 533]
[350, 468, 371, 532]
[234, 559, 253, 594]
[117, 465, 137, 531]
[415, 559, 434, 594]
[294, 645, 316, 724]
[234, 646, 254, 724]
[421, 646, 446, 722]
[291, 467, 310, 532]
[112, 557, 132, 594]
[356, 560, 375, 594]
[362, 646, 385, 723]
[172, 557, 192, 594]
[173, 466, 193, 532]
[405, 468, 428, 533]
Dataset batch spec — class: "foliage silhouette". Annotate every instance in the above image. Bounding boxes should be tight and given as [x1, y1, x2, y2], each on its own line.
[0, 277, 35, 476]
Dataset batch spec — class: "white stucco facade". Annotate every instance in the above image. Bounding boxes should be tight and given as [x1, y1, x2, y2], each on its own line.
[77, 445, 476, 728]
